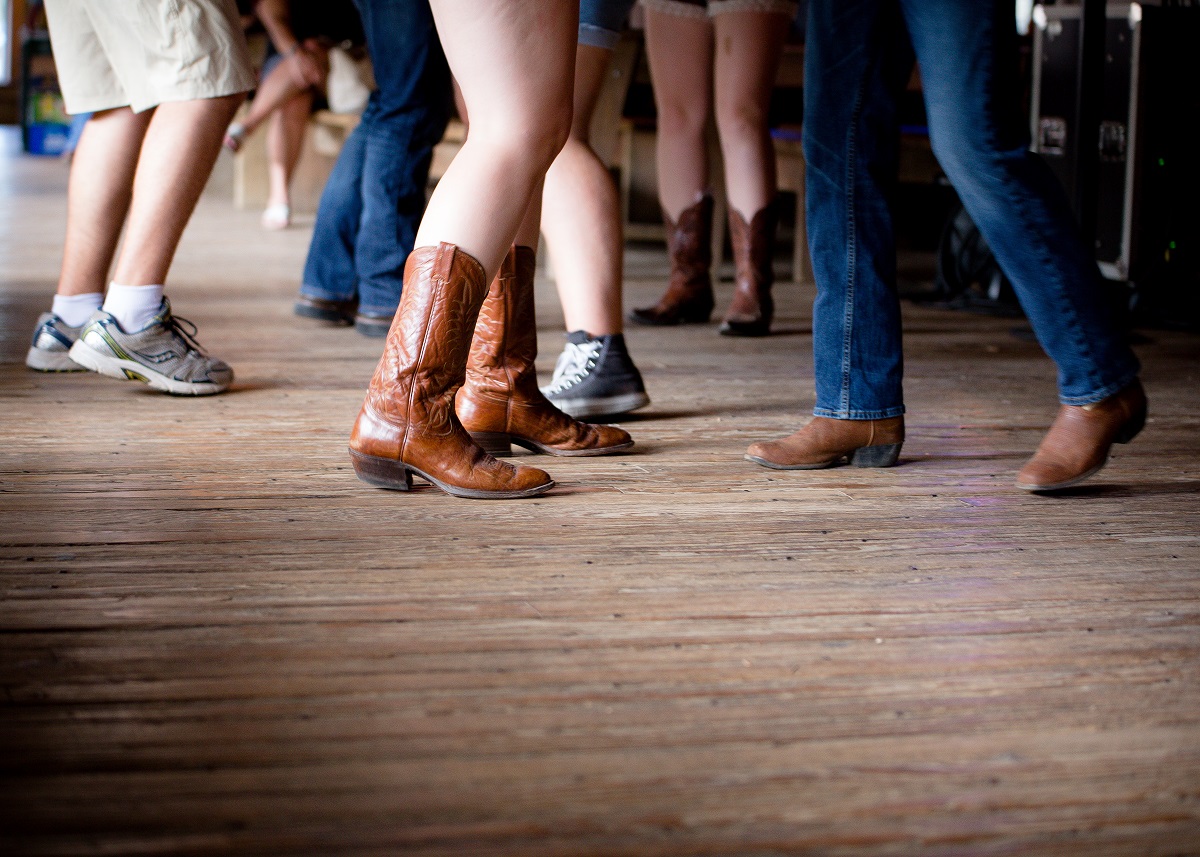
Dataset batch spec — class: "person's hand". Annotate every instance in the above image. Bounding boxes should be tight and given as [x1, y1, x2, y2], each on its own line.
[286, 43, 324, 89]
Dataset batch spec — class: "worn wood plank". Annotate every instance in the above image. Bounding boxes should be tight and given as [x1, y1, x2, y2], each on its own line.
[2, 129, 1199, 855]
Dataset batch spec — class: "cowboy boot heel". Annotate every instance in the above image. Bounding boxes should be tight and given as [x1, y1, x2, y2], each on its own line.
[1114, 404, 1147, 444]
[349, 447, 415, 491]
[849, 442, 903, 468]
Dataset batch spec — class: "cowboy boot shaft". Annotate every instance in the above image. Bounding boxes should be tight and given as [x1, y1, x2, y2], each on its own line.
[361, 245, 488, 447]
[459, 245, 634, 457]
[466, 245, 541, 401]
[630, 195, 715, 325]
[721, 203, 778, 335]
[668, 195, 714, 290]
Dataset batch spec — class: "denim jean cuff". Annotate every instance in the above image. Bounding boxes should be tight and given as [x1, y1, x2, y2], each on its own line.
[813, 406, 906, 420]
[299, 283, 356, 303]
[1059, 366, 1141, 407]
[356, 300, 399, 318]
[579, 24, 620, 50]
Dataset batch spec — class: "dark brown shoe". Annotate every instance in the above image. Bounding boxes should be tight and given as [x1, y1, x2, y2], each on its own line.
[719, 203, 777, 337]
[1016, 379, 1146, 492]
[349, 243, 554, 499]
[354, 310, 395, 338]
[629, 195, 714, 326]
[295, 294, 357, 325]
[456, 245, 634, 457]
[746, 416, 905, 470]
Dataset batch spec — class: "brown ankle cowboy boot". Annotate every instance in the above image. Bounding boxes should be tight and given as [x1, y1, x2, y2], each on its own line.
[745, 416, 905, 470]
[349, 243, 554, 499]
[719, 203, 777, 337]
[1016, 379, 1146, 491]
[629, 195, 714, 326]
[456, 245, 634, 457]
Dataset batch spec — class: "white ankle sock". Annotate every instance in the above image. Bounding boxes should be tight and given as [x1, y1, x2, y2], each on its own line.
[103, 283, 165, 332]
[51, 292, 103, 327]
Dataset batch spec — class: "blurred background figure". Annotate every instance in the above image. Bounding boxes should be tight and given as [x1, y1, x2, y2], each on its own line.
[294, 0, 452, 337]
[224, 0, 364, 230]
[630, 0, 796, 337]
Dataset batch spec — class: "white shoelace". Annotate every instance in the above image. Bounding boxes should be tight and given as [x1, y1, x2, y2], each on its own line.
[545, 339, 602, 394]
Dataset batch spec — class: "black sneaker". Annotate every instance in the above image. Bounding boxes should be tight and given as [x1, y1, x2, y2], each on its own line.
[540, 331, 650, 418]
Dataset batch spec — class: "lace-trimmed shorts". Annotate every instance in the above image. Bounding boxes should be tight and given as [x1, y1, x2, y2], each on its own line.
[642, 0, 800, 19]
[43, 0, 255, 114]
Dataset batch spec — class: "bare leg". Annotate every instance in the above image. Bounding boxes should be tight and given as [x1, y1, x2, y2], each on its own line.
[644, 9, 713, 221]
[265, 89, 312, 218]
[112, 94, 244, 286]
[713, 10, 788, 218]
[56, 107, 152, 296]
[514, 177, 545, 252]
[232, 41, 328, 142]
[416, 0, 577, 281]
[541, 44, 624, 336]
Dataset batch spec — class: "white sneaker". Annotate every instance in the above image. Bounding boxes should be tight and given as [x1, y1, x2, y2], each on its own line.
[25, 312, 86, 372]
[68, 298, 233, 395]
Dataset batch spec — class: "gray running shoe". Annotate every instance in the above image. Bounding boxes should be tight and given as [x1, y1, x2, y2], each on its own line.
[67, 299, 233, 395]
[541, 331, 650, 419]
[26, 312, 86, 372]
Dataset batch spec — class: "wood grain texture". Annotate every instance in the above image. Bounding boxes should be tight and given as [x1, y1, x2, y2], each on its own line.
[1, 130, 1199, 856]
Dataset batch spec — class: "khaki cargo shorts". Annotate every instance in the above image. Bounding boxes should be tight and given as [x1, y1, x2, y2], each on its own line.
[44, 0, 255, 114]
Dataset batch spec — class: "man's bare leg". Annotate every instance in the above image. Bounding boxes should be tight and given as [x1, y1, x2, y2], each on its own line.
[56, 107, 152, 298]
[112, 93, 243, 288]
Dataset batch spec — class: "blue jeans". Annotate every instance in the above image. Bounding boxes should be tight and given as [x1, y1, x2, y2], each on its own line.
[580, 0, 636, 48]
[804, 0, 1140, 419]
[300, 0, 451, 317]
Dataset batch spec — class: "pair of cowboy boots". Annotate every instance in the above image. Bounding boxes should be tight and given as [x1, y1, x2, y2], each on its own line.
[744, 379, 1146, 491]
[630, 195, 777, 337]
[349, 242, 632, 500]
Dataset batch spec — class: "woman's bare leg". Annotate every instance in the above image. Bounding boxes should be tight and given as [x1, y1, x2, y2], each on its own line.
[713, 10, 788, 218]
[232, 40, 327, 141]
[416, 0, 577, 281]
[264, 89, 312, 217]
[541, 43, 623, 336]
[644, 8, 712, 221]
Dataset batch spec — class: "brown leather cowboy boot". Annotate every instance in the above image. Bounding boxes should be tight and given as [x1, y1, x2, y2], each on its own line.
[745, 416, 905, 470]
[629, 195, 714, 325]
[719, 203, 777, 337]
[349, 243, 554, 499]
[456, 245, 634, 457]
[1016, 379, 1146, 491]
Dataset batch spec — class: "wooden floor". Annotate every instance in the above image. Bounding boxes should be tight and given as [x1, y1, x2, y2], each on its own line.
[2, 129, 1200, 856]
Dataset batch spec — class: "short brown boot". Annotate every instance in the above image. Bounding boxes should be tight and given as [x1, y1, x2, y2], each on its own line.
[1016, 379, 1146, 491]
[457, 245, 634, 457]
[349, 243, 554, 499]
[629, 195, 715, 326]
[745, 416, 905, 470]
[719, 203, 777, 337]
